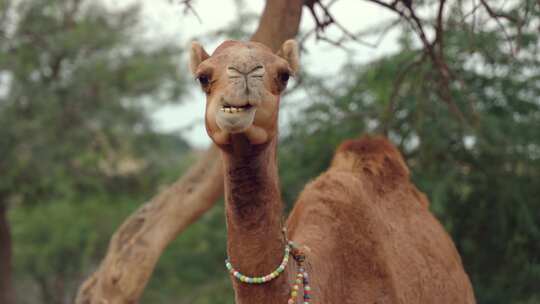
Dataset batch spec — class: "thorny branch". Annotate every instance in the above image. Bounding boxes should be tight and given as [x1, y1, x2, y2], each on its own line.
[303, 0, 467, 123]
[302, 0, 384, 50]
[302, 0, 530, 126]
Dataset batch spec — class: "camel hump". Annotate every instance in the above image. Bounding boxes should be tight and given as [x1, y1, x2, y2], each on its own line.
[330, 135, 410, 180]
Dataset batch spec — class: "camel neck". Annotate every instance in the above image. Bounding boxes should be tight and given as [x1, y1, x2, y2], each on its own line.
[221, 135, 290, 303]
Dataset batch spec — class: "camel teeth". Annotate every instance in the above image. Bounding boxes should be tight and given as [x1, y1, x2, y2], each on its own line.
[221, 106, 249, 113]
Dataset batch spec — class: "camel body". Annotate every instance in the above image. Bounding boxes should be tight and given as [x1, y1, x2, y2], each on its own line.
[286, 136, 476, 303]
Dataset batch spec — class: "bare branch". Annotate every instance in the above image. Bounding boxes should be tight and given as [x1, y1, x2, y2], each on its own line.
[479, 0, 521, 55]
[479, 0, 518, 23]
[178, 0, 203, 23]
[76, 146, 223, 304]
[304, 0, 381, 48]
[304, 0, 470, 123]
[435, 0, 447, 57]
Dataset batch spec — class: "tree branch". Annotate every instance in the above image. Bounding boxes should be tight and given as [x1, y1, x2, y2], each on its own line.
[76, 146, 223, 304]
[303, 0, 381, 48]
[251, 0, 304, 51]
[435, 0, 447, 57]
[479, 0, 518, 23]
[381, 53, 427, 135]
[179, 0, 203, 24]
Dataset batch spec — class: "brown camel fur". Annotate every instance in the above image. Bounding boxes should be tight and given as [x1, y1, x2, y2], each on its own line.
[190, 40, 476, 304]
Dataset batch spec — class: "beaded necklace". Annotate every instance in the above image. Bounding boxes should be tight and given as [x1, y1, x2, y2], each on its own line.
[225, 230, 312, 303]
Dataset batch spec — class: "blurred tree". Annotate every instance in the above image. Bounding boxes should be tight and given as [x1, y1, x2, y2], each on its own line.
[0, 0, 186, 302]
[279, 1, 540, 303]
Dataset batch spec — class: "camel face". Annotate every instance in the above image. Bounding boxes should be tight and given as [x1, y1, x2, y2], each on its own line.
[190, 40, 299, 145]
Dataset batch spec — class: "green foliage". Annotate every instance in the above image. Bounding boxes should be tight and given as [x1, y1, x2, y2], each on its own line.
[0, 0, 185, 205]
[11, 197, 139, 304]
[143, 205, 233, 304]
[0, 0, 192, 302]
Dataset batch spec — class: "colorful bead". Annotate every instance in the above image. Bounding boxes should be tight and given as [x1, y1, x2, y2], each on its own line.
[225, 243, 292, 285]
[225, 238, 313, 303]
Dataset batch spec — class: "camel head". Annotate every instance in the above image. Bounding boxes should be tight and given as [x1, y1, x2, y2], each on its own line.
[190, 40, 299, 146]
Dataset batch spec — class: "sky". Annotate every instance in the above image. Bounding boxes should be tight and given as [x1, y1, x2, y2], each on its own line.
[125, 0, 400, 148]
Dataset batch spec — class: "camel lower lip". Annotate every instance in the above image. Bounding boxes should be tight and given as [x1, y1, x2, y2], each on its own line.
[215, 106, 256, 133]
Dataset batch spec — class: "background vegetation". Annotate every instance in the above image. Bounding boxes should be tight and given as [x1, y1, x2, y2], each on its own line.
[0, 0, 538, 303]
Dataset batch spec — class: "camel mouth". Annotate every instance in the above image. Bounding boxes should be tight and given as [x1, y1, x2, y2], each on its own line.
[215, 103, 257, 134]
[220, 103, 253, 113]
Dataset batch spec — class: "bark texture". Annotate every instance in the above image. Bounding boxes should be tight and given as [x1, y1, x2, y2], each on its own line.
[76, 0, 304, 303]
[0, 203, 15, 304]
[75, 146, 223, 304]
[251, 0, 304, 51]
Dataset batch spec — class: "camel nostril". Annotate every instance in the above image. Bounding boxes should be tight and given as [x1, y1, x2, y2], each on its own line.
[250, 65, 263, 72]
[227, 65, 265, 76]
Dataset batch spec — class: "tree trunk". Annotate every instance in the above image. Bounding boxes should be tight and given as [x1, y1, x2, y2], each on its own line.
[251, 0, 304, 51]
[75, 1, 304, 303]
[0, 203, 15, 304]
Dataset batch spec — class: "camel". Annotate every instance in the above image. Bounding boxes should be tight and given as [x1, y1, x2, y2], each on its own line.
[189, 39, 476, 304]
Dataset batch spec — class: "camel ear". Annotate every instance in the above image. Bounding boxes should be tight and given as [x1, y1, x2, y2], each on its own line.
[277, 39, 299, 76]
[189, 41, 210, 76]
